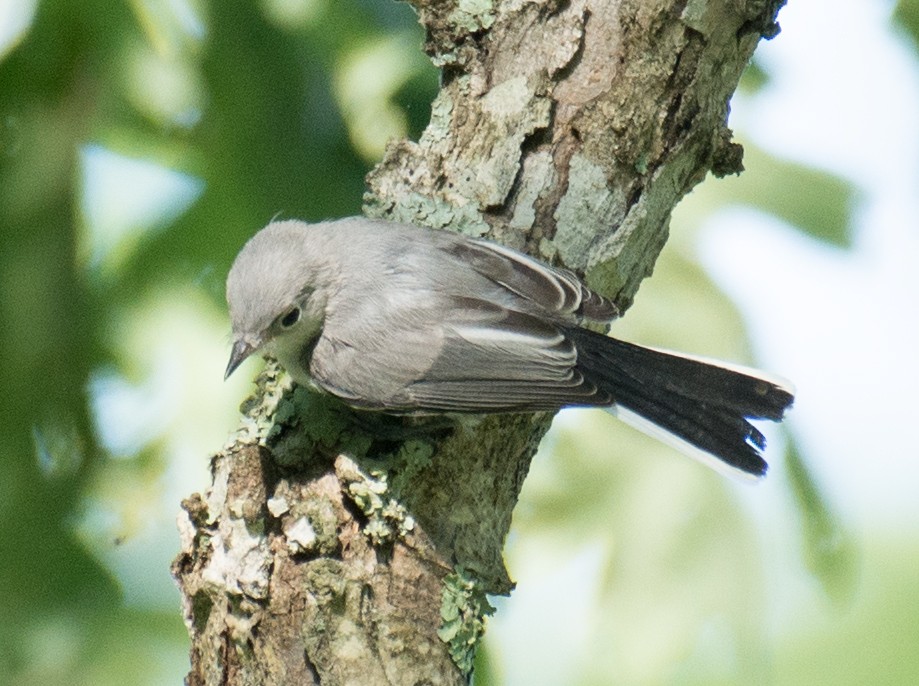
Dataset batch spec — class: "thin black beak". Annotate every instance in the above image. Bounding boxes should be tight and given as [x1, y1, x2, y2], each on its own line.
[225, 339, 256, 380]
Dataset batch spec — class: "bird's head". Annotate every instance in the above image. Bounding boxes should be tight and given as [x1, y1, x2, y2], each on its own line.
[224, 220, 327, 380]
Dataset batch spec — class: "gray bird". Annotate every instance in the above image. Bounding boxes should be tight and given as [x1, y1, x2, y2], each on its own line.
[225, 217, 794, 479]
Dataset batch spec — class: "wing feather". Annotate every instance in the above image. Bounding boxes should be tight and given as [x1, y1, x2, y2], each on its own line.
[443, 239, 618, 323]
[400, 301, 608, 412]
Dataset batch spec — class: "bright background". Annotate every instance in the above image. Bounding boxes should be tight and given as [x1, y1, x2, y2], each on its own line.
[1, 1, 916, 684]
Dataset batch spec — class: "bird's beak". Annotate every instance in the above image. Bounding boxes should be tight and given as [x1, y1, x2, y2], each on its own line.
[225, 339, 256, 380]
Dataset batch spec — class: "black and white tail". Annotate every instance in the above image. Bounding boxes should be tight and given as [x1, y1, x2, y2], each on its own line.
[567, 328, 795, 480]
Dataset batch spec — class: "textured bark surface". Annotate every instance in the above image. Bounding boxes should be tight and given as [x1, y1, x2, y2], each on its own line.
[174, 1, 785, 684]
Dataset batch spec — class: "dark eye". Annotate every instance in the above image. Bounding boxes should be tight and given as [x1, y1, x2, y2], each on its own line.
[280, 307, 301, 328]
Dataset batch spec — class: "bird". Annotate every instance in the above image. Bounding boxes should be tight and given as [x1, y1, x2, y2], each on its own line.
[225, 217, 794, 480]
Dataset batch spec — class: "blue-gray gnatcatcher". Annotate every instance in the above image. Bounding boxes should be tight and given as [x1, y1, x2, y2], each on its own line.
[225, 218, 794, 479]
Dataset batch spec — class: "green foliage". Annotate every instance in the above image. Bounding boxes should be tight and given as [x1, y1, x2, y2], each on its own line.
[738, 58, 770, 94]
[682, 139, 856, 248]
[786, 441, 857, 604]
[895, 0, 919, 49]
[0, 0, 432, 683]
[726, 143, 855, 247]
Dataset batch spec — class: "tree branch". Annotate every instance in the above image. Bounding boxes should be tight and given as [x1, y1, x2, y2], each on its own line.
[173, 1, 785, 683]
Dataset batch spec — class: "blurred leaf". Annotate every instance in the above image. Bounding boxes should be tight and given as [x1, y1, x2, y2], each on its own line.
[472, 639, 500, 686]
[0, 0, 38, 63]
[786, 440, 857, 604]
[333, 32, 434, 160]
[393, 63, 438, 141]
[0, 0, 118, 638]
[722, 143, 855, 247]
[0, 608, 190, 686]
[894, 0, 919, 50]
[0, 0, 429, 683]
[775, 536, 919, 686]
[738, 57, 769, 95]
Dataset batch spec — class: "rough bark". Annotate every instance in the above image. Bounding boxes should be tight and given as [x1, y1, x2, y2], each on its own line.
[173, 1, 785, 684]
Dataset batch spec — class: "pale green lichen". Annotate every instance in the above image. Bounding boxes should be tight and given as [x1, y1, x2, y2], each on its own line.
[634, 150, 650, 175]
[479, 75, 531, 117]
[449, 0, 496, 34]
[582, 151, 688, 303]
[263, 384, 372, 466]
[233, 361, 374, 464]
[438, 566, 496, 675]
[510, 150, 555, 232]
[680, 0, 729, 37]
[421, 90, 454, 145]
[365, 184, 490, 238]
[538, 236, 558, 263]
[431, 0, 497, 65]
[463, 77, 551, 208]
[232, 360, 294, 445]
[430, 50, 459, 68]
[388, 439, 435, 494]
[552, 152, 627, 272]
[341, 459, 416, 546]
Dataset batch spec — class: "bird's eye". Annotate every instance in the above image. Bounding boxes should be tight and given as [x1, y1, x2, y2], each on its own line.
[280, 307, 301, 328]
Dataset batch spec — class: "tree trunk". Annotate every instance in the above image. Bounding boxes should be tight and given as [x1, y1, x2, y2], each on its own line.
[172, 0, 785, 683]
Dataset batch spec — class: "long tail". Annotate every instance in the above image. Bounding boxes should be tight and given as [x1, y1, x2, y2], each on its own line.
[566, 328, 795, 479]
